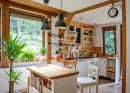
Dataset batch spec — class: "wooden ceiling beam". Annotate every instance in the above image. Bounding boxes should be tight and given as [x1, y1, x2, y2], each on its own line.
[72, 0, 122, 14]
[9, 0, 68, 15]
[0, 0, 58, 16]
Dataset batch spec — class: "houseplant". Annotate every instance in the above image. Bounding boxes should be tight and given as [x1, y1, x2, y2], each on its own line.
[0, 35, 27, 93]
[19, 49, 35, 62]
[55, 51, 60, 61]
[40, 47, 46, 59]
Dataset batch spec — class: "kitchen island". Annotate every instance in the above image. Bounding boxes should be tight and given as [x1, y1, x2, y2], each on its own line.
[27, 64, 79, 93]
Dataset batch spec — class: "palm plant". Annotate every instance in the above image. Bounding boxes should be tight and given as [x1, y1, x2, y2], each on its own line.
[0, 34, 27, 93]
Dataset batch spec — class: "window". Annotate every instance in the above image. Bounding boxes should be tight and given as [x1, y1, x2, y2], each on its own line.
[102, 26, 116, 54]
[10, 12, 43, 53]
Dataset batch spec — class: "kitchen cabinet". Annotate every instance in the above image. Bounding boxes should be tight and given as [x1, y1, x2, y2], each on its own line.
[76, 61, 87, 77]
[51, 61, 63, 67]
[99, 59, 107, 77]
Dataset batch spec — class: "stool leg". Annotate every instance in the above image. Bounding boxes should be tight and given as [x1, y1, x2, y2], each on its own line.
[88, 86, 91, 93]
[96, 85, 98, 93]
[80, 85, 83, 93]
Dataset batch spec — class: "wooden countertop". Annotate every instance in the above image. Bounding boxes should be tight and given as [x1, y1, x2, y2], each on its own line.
[49, 57, 120, 62]
[27, 64, 79, 80]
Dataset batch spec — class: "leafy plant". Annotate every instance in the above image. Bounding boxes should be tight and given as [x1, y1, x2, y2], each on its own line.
[4, 69, 22, 85]
[64, 52, 69, 57]
[40, 47, 46, 55]
[0, 34, 27, 93]
[55, 51, 59, 54]
[19, 49, 35, 62]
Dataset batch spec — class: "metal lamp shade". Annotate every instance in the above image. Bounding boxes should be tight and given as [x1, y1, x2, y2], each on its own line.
[41, 18, 51, 31]
[55, 13, 67, 29]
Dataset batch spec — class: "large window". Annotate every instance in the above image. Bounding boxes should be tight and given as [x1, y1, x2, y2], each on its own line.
[102, 26, 116, 54]
[10, 13, 43, 53]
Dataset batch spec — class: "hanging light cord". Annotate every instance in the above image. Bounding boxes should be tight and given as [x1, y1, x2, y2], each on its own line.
[60, 0, 62, 13]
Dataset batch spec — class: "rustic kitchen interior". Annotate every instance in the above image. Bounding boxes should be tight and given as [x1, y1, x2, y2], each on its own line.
[0, 0, 125, 93]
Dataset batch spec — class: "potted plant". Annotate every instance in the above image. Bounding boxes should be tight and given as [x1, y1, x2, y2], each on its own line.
[55, 51, 60, 61]
[40, 47, 46, 60]
[19, 49, 35, 62]
[64, 52, 69, 58]
[0, 35, 27, 93]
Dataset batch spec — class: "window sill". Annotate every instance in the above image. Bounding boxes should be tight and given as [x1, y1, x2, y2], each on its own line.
[0, 60, 47, 64]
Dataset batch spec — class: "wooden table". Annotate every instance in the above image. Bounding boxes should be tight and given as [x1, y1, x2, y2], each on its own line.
[27, 64, 79, 93]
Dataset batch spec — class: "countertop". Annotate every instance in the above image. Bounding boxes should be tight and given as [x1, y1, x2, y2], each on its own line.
[49, 57, 120, 63]
[27, 64, 79, 80]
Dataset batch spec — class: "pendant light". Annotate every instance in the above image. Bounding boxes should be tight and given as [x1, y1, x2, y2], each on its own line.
[55, 0, 67, 29]
[41, 1, 51, 31]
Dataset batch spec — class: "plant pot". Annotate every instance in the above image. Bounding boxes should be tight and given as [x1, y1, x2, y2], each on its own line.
[55, 54, 60, 61]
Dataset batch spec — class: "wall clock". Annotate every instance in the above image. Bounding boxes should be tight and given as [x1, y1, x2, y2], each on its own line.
[108, 4, 119, 18]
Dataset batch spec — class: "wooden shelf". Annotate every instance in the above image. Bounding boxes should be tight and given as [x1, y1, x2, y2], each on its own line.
[61, 41, 75, 44]
[83, 35, 94, 37]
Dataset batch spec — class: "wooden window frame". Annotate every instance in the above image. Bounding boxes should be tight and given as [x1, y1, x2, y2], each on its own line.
[102, 26, 116, 54]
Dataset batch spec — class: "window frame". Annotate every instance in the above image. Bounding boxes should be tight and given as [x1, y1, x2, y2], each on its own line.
[102, 26, 116, 54]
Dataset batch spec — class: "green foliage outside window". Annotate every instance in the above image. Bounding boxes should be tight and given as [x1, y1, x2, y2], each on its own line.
[10, 16, 42, 53]
[104, 31, 115, 54]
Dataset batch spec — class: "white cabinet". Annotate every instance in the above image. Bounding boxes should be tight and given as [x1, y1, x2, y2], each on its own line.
[76, 61, 87, 77]
[51, 61, 64, 67]
[99, 59, 107, 77]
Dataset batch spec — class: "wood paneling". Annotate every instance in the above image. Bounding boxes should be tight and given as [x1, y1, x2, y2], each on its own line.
[72, 0, 122, 14]
[93, 47, 102, 57]
[122, 0, 126, 92]
[69, 20, 95, 29]
[0, 0, 58, 16]
[46, 16, 51, 64]
[1, 4, 10, 68]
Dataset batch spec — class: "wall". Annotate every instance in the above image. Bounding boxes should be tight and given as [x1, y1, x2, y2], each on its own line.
[51, 17, 95, 58]
[126, 0, 130, 92]
[95, 23, 122, 57]
[0, 61, 47, 93]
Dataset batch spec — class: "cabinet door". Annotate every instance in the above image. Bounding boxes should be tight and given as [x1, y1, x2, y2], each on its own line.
[100, 59, 107, 76]
[51, 61, 63, 67]
[77, 61, 87, 77]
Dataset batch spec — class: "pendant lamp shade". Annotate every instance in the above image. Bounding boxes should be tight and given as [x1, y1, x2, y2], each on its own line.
[41, 18, 51, 31]
[55, 13, 67, 29]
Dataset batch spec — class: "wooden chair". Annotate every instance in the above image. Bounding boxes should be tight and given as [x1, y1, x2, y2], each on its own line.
[77, 65, 100, 93]
[63, 60, 77, 70]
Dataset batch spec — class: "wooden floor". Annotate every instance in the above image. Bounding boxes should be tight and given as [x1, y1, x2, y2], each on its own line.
[22, 79, 122, 93]
[77, 79, 122, 93]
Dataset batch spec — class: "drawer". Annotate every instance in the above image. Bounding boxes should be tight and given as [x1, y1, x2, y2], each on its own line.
[107, 66, 115, 71]
[107, 72, 115, 78]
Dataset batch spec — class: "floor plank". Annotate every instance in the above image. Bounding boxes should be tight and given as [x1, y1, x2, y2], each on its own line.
[21, 79, 122, 93]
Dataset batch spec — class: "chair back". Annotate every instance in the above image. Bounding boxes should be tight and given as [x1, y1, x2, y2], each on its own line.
[63, 60, 77, 70]
[88, 65, 100, 83]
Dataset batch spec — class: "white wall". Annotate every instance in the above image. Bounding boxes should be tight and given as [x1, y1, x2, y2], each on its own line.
[95, 23, 122, 57]
[51, 17, 60, 58]
[126, 0, 130, 92]
[0, 61, 47, 93]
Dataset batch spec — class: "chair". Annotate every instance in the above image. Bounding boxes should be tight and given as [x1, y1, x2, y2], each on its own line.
[63, 60, 77, 70]
[77, 65, 100, 93]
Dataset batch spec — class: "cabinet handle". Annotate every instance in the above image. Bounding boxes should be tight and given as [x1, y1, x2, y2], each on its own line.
[91, 61, 94, 64]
